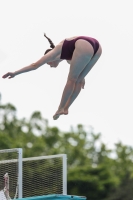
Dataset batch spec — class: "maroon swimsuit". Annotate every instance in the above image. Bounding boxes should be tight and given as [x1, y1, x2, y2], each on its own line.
[60, 36, 99, 60]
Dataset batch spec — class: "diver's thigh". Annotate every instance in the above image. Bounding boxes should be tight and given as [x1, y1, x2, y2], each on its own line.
[77, 45, 102, 82]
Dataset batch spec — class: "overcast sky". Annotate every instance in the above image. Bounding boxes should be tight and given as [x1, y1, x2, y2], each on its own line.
[0, 0, 133, 148]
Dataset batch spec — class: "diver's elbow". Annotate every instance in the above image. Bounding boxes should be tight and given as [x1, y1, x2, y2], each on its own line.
[32, 63, 39, 70]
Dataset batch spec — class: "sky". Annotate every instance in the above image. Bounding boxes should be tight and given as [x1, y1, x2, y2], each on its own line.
[0, 0, 133, 149]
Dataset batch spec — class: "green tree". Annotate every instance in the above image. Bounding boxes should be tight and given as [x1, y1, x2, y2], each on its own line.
[1, 95, 133, 199]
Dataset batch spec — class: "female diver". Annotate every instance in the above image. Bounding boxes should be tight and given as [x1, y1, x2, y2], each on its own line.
[2, 33, 102, 120]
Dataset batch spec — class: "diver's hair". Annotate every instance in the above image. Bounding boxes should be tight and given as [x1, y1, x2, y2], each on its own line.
[44, 49, 52, 55]
[44, 33, 55, 54]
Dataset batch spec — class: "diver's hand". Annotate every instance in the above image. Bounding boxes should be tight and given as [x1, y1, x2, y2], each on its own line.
[81, 79, 85, 89]
[2, 72, 16, 79]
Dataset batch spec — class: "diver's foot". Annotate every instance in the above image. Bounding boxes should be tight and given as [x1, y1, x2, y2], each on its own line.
[64, 108, 68, 115]
[53, 108, 68, 120]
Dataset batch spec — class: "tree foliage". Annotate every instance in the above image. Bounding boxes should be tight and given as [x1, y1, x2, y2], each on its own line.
[0, 95, 133, 199]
